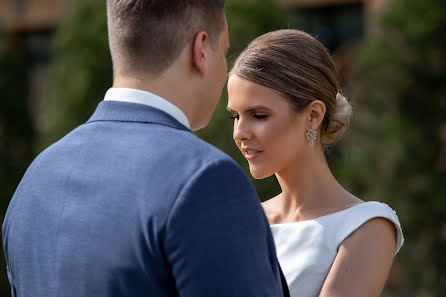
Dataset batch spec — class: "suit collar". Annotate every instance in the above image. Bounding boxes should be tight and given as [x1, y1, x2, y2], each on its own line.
[103, 88, 190, 129]
[87, 101, 191, 132]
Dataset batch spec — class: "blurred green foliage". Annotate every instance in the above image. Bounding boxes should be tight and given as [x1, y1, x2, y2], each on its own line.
[0, 28, 35, 296]
[1, 0, 445, 296]
[40, 0, 112, 147]
[334, 0, 446, 295]
[0, 31, 35, 213]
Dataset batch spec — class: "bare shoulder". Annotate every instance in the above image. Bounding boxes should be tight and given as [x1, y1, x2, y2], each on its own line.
[319, 218, 397, 297]
[343, 217, 397, 251]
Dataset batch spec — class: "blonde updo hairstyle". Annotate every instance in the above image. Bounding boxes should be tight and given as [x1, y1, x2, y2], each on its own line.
[230, 29, 352, 147]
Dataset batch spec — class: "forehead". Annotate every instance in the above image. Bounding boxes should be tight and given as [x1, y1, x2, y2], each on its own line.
[227, 76, 290, 109]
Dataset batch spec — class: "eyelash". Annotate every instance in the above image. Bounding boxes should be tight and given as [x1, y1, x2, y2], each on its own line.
[229, 114, 268, 120]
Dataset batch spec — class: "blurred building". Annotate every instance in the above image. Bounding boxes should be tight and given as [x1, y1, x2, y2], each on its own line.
[0, 0, 72, 62]
[0, 0, 72, 127]
[280, 0, 388, 89]
[0, 0, 397, 293]
[0, 0, 387, 65]
[0, 0, 71, 30]
[0, 0, 386, 120]
[279, 0, 387, 89]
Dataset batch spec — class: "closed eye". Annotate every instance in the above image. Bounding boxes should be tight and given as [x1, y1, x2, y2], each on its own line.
[253, 114, 268, 119]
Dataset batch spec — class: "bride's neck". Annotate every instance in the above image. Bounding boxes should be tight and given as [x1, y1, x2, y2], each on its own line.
[274, 151, 343, 221]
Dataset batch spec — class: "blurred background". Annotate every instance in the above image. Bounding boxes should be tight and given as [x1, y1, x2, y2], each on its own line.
[0, 0, 445, 296]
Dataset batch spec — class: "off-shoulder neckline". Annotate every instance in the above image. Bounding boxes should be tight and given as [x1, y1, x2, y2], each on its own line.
[269, 201, 393, 227]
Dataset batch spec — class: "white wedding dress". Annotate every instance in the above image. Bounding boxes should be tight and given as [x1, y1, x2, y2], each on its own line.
[270, 201, 404, 297]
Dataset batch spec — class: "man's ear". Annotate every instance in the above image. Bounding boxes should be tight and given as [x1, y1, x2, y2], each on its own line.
[192, 31, 209, 77]
[307, 100, 326, 130]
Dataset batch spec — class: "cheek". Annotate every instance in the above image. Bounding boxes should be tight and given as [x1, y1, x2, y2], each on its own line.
[222, 56, 227, 73]
[234, 138, 242, 152]
[263, 117, 303, 157]
[220, 60, 227, 85]
[261, 118, 292, 144]
[232, 124, 240, 145]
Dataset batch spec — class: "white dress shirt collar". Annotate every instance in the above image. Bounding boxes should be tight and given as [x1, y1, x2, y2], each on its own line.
[103, 88, 190, 129]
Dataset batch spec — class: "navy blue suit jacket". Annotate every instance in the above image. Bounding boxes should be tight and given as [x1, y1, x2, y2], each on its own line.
[3, 101, 284, 297]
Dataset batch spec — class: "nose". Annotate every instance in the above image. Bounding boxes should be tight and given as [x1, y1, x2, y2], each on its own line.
[233, 118, 251, 142]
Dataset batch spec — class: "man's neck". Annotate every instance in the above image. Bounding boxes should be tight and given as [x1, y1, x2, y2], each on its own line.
[113, 73, 197, 128]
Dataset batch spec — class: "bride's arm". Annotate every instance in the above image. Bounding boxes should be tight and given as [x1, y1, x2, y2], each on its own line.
[318, 217, 397, 297]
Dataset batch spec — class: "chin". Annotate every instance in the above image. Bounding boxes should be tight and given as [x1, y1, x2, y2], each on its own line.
[249, 167, 274, 180]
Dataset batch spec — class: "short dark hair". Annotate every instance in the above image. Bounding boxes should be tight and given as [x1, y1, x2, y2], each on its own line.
[107, 0, 226, 75]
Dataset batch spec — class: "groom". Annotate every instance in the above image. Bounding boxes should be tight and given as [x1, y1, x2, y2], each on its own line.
[2, 1, 286, 296]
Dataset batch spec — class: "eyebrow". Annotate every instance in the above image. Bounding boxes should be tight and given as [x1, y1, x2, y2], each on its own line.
[226, 107, 235, 113]
[226, 105, 272, 113]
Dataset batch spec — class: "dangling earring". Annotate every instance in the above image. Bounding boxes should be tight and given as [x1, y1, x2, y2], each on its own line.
[305, 129, 318, 148]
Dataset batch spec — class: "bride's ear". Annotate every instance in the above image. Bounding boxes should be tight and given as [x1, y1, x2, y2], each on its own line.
[306, 100, 326, 130]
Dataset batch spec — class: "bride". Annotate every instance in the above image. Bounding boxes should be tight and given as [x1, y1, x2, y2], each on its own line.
[226, 29, 404, 297]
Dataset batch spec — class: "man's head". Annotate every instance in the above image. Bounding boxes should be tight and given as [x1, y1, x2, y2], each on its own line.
[106, 0, 226, 76]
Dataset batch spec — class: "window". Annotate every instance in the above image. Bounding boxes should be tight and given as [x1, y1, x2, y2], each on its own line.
[298, 3, 364, 53]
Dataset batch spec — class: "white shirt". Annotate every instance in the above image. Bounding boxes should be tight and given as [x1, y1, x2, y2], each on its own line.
[270, 201, 404, 297]
[104, 88, 190, 129]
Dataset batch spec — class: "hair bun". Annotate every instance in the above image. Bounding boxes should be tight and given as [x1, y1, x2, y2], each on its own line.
[321, 92, 352, 145]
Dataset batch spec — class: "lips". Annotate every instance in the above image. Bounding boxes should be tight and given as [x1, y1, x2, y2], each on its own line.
[242, 147, 263, 160]
[246, 150, 259, 155]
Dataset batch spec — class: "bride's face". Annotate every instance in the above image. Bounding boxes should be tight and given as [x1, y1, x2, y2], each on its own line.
[227, 75, 308, 179]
